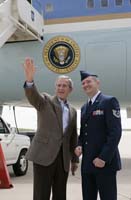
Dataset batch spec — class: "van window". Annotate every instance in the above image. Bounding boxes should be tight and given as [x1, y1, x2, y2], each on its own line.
[0, 119, 8, 133]
[27, 0, 31, 3]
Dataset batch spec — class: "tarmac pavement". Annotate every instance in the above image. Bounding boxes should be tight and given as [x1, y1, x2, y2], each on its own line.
[0, 131, 131, 200]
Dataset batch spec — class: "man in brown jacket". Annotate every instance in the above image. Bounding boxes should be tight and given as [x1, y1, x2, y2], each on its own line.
[23, 58, 78, 200]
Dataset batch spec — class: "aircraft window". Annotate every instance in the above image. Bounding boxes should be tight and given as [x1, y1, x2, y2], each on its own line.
[87, 0, 94, 8]
[45, 3, 54, 12]
[101, 0, 108, 7]
[115, 0, 123, 6]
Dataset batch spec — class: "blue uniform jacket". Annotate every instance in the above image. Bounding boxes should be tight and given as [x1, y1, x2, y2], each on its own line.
[78, 93, 122, 174]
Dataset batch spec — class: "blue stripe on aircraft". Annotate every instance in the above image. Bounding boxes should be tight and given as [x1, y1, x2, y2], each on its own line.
[32, 0, 131, 19]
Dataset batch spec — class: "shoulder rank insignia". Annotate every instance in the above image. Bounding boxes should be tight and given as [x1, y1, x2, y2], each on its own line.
[112, 109, 120, 118]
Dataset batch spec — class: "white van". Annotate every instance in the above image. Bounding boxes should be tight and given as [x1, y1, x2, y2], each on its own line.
[0, 116, 30, 176]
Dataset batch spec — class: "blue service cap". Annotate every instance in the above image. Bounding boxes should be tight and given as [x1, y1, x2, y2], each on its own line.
[80, 70, 98, 81]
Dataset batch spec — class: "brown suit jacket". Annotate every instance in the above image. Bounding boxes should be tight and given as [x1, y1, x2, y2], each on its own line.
[24, 84, 78, 172]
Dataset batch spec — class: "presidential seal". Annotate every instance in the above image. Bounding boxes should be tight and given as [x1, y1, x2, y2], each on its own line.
[43, 36, 80, 74]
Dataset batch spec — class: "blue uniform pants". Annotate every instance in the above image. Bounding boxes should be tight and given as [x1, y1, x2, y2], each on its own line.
[82, 172, 117, 200]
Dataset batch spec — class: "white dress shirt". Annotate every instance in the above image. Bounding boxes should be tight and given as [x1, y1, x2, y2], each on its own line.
[89, 90, 101, 105]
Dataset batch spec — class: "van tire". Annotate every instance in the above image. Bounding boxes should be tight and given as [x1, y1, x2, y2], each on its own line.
[12, 149, 28, 176]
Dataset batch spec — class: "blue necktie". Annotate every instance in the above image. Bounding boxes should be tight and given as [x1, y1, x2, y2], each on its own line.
[61, 102, 69, 133]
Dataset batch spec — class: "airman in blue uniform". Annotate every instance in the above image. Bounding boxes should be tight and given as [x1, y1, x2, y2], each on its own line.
[75, 71, 122, 200]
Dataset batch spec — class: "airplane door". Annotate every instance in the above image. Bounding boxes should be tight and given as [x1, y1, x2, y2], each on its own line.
[85, 41, 126, 101]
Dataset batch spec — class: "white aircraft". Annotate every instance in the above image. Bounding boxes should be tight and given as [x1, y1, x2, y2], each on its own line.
[0, 0, 131, 117]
